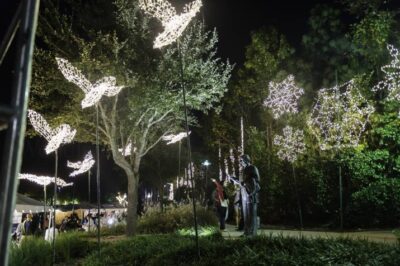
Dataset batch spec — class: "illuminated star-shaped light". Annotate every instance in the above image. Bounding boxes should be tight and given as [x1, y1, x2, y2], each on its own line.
[56, 57, 124, 109]
[263, 75, 304, 119]
[274, 126, 306, 163]
[307, 80, 374, 151]
[67, 151, 95, 177]
[19, 174, 73, 187]
[28, 110, 76, 154]
[162, 131, 190, 145]
[372, 44, 400, 101]
[139, 0, 202, 49]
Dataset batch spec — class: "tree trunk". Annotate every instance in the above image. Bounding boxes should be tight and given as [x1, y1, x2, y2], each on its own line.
[126, 170, 139, 236]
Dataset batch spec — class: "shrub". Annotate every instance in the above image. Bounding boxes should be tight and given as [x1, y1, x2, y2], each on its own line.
[55, 231, 93, 262]
[9, 237, 52, 266]
[82, 234, 400, 266]
[9, 232, 96, 266]
[137, 204, 218, 234]
[86, 223, 126, 237]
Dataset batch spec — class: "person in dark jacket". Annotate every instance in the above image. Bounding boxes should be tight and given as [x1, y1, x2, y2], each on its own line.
[240, 154, 260, 236]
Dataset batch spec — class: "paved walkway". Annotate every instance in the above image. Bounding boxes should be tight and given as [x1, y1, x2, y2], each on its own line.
[221, 224, 398, 244]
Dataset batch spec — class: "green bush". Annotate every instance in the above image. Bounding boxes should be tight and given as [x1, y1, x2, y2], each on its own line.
[82, 235, 193, 266]
[9, 237, 52, 266]
[86, 223, 126, 237]
[9, 232, 96, 266]
[55, 232, 93, 262]
[82, 234, 400, 266]
[137, 204, 218, 234]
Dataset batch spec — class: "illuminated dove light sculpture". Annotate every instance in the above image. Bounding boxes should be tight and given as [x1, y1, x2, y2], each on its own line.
[162, 131, 190, 145]
[19, 174, 73, 187]
[263, 75, 304, 119]
[139, 0, 202, 49]
[118, 141, 137, 156]
[67, 151, 95, 177]
[116, 193, 128, 206]
[56, 57, 124, 108]
[372, 44, 400, 101]
[274, 126, 306, 163]
[28, 110, 76, 154]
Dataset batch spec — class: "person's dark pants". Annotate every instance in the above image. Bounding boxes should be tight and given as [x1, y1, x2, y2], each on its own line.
[217, 206, 227, 230]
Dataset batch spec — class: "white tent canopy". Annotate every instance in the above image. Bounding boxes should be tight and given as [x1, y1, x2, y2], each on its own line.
[15, 193, 44, 213]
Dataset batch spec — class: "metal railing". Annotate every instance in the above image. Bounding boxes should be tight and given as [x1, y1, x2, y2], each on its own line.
[0, 1, 40, 265]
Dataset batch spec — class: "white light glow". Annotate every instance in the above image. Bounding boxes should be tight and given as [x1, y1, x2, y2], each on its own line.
[56, 57, 124, 109]
[116, 193, 128, 207]
[19, 174, 73, 187]
[28, 110, 76, 154]
[118, 141, 137, 156]
[274, 126, 306, 163]
[162, 131, 190, 145]
[67, 151, 95, 177]
[263, 75, 304, 119]
[372, 44, 400, 101]
[308, 80, 374, 151]
[139, 0, 202, 49]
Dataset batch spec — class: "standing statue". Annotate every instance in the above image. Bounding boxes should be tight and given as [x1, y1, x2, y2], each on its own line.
[240, 154, 260, 236]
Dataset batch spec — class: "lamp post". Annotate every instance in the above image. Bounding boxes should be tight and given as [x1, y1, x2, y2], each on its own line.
[202, 160, 211, 205]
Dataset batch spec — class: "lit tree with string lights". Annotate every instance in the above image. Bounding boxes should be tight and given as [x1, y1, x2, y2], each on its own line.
[27, 109, 75, 257]
[307, 80, 374, 229]
[263, 75, 304, 119]
[32, 0, 231, 238]
[274, 126, 306, 228]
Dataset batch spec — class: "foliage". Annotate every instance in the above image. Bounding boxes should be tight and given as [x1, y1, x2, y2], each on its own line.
[9, 232, 94, 266]
[86, 224, 127, 237]
[137, 204, 218, 234]
[82, 234, 400, 266]
[9, 237, 52, 266]
[55, 231, 93, 262]
[31, 0, 231, 236]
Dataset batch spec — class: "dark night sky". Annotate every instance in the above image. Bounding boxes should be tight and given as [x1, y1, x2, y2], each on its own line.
[2, 0, 331, 201]
[203, 0, 323, 65]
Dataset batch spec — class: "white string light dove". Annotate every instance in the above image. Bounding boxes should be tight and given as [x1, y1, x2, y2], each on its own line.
[273, 126, 306, 163]
[19, 174, 73, 187]
[118, 140, 137, 156]
[162, 131, 190, 145]
[139, 0, 202, 48]
[28, 110, 76, 154]
[67, 151, 95, 177]
[56, 57, 124, 108]
[307, 80, 374, 151]
[372, 44, 400, 101]
[263, 75, 304, 119]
